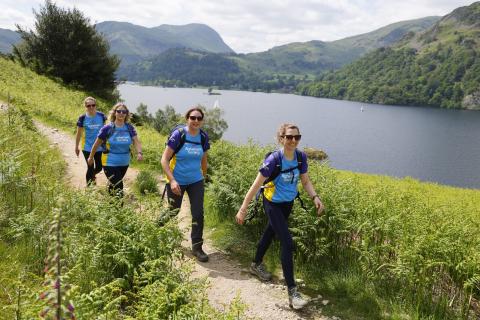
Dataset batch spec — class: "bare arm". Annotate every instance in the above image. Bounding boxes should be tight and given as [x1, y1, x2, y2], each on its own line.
[160, 146, 181, 195]
[75, 127, 83, 157]
[132, 136, 143, 161]
[300, 173, 324, 215]
[87, 138, 104, 165]
[235, 172, 267, 225]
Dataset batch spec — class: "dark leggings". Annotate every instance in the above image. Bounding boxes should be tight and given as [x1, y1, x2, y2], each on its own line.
[103, 165, 129, 197]
[82, 151, 103, 185]
[166, 180, 205, 247]
[254, 198, 295, 289]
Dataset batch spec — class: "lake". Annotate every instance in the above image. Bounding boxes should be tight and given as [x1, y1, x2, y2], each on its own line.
[118, 84, 480, 189]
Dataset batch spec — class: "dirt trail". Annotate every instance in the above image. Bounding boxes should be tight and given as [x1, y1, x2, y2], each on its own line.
[35, 120, 333, 320]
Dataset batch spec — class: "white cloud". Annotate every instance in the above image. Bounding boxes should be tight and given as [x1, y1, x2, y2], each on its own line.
[0, 0, 475, 53]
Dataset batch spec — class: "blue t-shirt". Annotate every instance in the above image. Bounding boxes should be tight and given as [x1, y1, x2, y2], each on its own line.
[259, 149, 308, 203]
[167, 128, 210, 185]
[97, 123, 137, 166]
[76, 112, 106, 152]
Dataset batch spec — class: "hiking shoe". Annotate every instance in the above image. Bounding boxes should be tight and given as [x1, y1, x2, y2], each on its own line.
[192, 246, 209, 262]
[250, 262, 272, 281]
[288, 286, 308, 310]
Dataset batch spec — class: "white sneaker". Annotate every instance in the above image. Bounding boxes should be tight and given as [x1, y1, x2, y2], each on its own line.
[288, 286, 308, 310]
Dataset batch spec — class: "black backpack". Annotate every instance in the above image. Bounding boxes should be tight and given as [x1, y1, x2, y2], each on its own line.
[101, 122, 136, 154]
[167, 124, 208, 158]
[246, 149, 307, 222]
[161, 125, 209, 200]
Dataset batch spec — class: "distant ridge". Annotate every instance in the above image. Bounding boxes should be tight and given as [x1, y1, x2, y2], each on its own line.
[0, 28, 20, 54]
[298, 2, 480, 109]
[95, 21, 235, 66]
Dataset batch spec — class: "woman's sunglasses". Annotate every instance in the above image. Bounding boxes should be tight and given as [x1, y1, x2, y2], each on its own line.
[86, 104, 96, 108]
[189, 115, 203, 121]
[116, 109, 128, 114]
[283, 134, 302, 141]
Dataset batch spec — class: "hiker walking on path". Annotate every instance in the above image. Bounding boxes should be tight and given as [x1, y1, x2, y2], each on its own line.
[235, 123, 324, 310]
[161, 107, 210, 262]
[88, 102, 143, 197]
[75, 97, 107, 186]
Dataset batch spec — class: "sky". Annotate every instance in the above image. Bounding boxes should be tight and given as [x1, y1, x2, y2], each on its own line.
[0, 0, 476, 53]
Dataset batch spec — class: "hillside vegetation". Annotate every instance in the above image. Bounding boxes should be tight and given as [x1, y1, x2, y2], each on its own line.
[117, 17, 438, 92]
[1, 56, 480, 318]
[298, 2, 480, 109]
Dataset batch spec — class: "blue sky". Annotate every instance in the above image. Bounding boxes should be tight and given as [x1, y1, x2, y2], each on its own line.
[0, 0, 475, 53]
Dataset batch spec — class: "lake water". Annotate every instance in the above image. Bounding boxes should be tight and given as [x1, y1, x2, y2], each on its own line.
[118, 84, 480, 189]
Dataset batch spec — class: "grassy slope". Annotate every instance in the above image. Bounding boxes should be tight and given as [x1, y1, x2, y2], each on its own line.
[1, 57, 480, 318]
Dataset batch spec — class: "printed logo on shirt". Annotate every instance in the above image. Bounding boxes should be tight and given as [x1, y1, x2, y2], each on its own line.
[87, 123, 102, 130]
[281, 171, 296, 183]
[185, 146, 201, 155]
[115, 136, 130, 143]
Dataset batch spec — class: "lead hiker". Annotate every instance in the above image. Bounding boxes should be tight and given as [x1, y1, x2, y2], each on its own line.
[88, 102, 143, 197]
[235, 123, 324, 310]
[160, 107, 210, 262]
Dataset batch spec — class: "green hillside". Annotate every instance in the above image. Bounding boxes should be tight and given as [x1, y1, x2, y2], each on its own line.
[0, 28, 20, 53]
[119, 17, 438, 91]
[239, 16, 439, 75]
[1, 55, 480, 318]
[298, 2, 480, 109]
[96, 21, 234, 66]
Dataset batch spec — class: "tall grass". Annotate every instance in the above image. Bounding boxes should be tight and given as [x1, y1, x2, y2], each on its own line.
[0, 107, 247, 319]
[206, 140, 480, 319]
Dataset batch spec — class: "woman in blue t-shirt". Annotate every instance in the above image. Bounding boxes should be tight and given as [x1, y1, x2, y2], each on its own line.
[161, 107, 210, 262]
[88, 103, 143, 197]
[235, 123, 324, 310]
[75, 96, 107, 185]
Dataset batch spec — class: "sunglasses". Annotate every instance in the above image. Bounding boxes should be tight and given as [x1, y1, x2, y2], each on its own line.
[189, 115, 203, 121]
[115, 109, 128, 114]
[283, 134, 302, 141]
[86, 104, 96, 108]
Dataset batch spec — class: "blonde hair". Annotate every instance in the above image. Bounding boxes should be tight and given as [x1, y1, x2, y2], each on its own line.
[83, 96, 96, 106]
[108, 102, 132, 122]
[276, 123, 300, 143]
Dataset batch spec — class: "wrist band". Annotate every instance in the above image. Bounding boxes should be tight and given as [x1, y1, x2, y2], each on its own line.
[312, 194, 320, 200]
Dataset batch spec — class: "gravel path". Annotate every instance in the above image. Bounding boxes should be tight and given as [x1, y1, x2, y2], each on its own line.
[35, 120, 334, 320]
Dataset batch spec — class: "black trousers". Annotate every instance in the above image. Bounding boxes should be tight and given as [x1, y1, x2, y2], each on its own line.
[82, 150, 103, 185]
[166, 180, 205, 248]
[254, 198, 295, 289]
[103, 165, 129, 197]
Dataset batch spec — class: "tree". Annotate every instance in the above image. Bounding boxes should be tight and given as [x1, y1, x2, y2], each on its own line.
[200, 106, 228, 142]
[13, 1, 119, 99]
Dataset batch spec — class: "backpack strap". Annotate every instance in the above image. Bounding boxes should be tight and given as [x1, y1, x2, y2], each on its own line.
[78, 114, 86, 127]
[173, 126, 187, 155]
[264, 150, 282, 185]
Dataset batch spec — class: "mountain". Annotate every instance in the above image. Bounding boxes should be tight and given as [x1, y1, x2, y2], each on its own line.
[119, 17, 440, 91]
[298, 2, 480, 109]
[95, 21, 234, 66]
[0, 28, 20, 54]
[238, 16, 440, 74]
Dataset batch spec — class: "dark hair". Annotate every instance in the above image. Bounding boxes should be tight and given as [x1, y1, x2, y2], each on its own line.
[185, 107, 204, 120]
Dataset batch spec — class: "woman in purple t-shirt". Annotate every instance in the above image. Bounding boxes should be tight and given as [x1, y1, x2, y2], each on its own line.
[235, 123, 324, 310]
